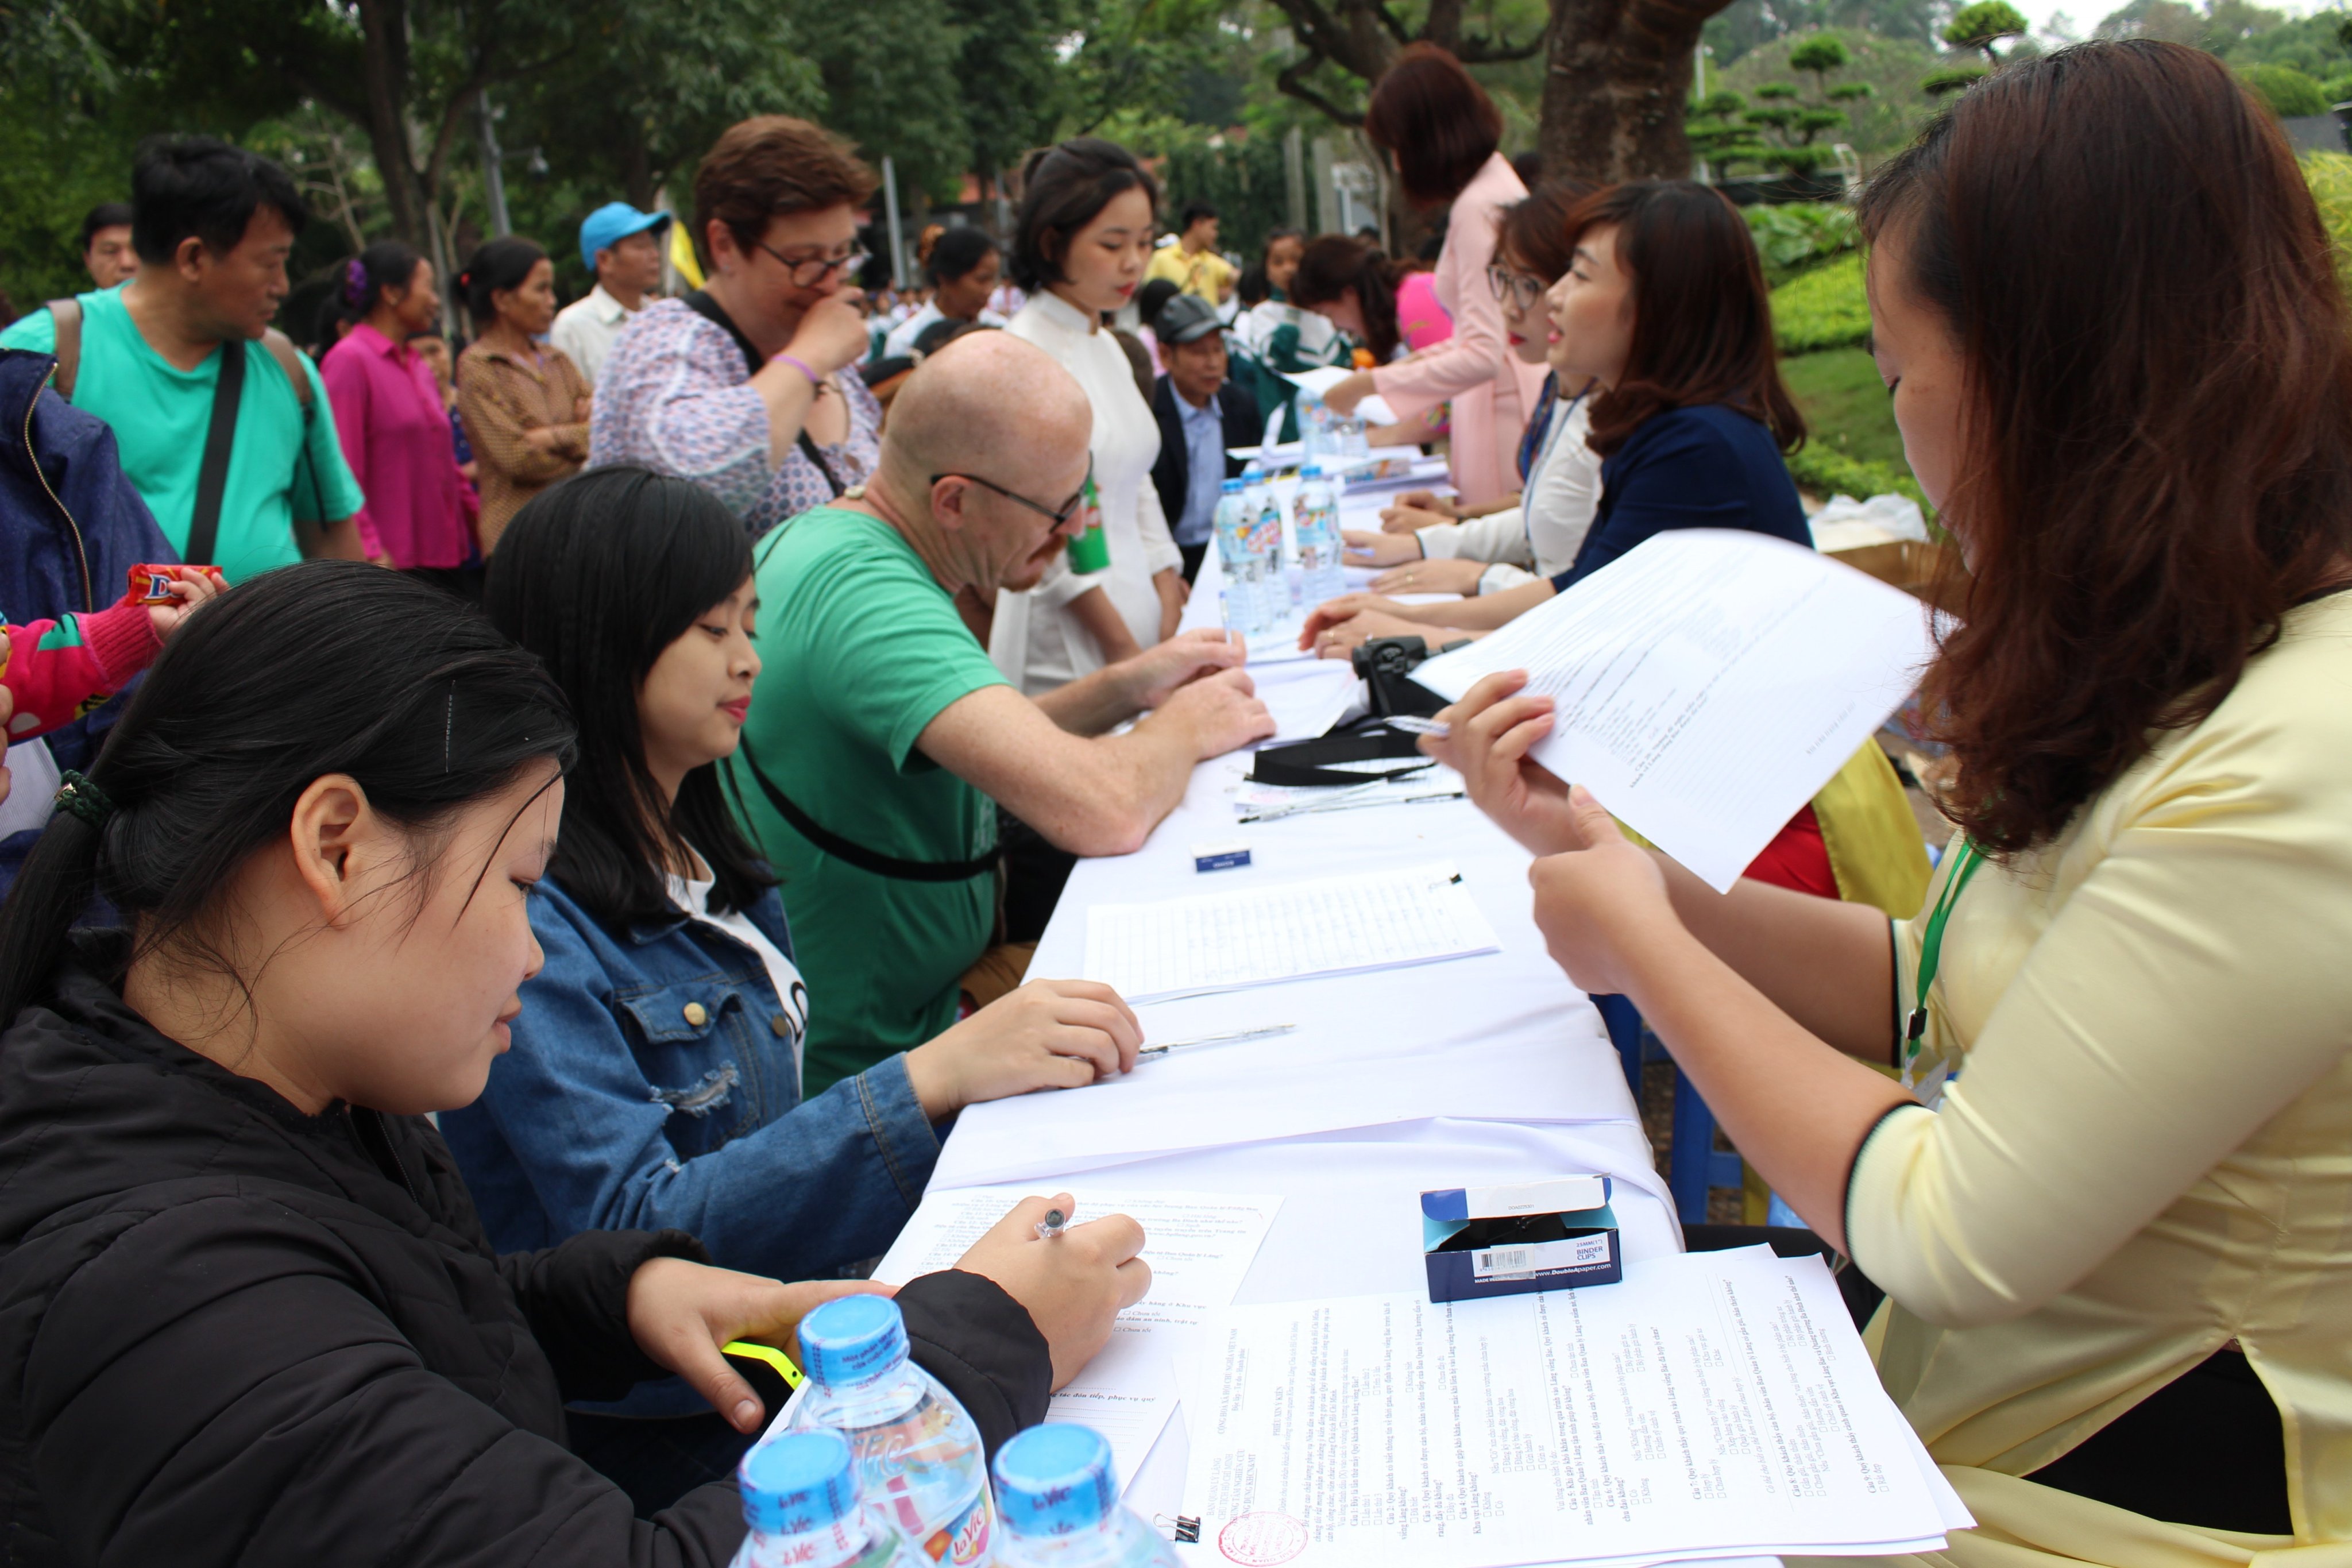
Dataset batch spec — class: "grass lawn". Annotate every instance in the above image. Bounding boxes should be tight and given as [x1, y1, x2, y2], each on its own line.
[1782, 347, 1908, 472]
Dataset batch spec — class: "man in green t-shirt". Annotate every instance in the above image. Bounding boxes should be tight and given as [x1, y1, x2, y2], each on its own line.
[730, 330, 1275, 1090]
[0, 138, 365, 581]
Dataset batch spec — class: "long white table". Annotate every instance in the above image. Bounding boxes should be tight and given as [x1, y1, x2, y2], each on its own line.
[929, 471, 1679, 1523]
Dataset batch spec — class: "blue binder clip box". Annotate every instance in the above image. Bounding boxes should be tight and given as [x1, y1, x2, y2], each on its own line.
[1422, 1176, 1621, 1303]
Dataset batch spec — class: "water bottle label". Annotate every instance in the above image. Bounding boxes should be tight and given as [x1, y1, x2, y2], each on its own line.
[918, 1489, 994, 1565]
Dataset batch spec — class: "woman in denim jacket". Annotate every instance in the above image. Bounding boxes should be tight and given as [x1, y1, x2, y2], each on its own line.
[440, 466, 1147, 1508]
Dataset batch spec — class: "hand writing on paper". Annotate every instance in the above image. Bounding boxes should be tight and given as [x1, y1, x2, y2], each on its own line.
[955, 1194, 1151, 1390]
[1297, 593, 1431, 660]
[1527, 786, 1677, 1000]
[1418, 669, 1582, 856]
[1341, 528, 1420, 568]
[1378, 500, 1455, 535]
[1121, 625, 1248, 710]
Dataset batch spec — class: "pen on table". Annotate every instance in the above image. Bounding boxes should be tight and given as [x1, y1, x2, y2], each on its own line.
[1137, 1023, 1299, 1057]
[1237, 790, 1463, 824]
[1382, 715, 1450, 737]
[1035, 1207, 1070, 1240]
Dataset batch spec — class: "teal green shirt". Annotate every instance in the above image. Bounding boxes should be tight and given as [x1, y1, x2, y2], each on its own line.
[0, 291, 365, 582]
[724, 506, 1009, 1091]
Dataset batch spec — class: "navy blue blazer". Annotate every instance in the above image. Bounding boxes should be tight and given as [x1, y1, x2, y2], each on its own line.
[1550, 403, 1810, 593]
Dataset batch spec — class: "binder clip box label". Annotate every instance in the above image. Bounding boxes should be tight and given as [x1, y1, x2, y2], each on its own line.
[1421, 1176, 1620, 1303]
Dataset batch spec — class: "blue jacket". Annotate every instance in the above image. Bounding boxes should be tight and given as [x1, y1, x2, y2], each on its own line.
[1550, 403, 1811, 592]
[0, 350, 174, 889]
[438, 872, 941, 1415]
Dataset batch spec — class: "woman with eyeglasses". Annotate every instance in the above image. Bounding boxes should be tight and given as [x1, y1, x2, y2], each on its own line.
[588, 115, 883, 535]
[1309, 44, 1547, 507]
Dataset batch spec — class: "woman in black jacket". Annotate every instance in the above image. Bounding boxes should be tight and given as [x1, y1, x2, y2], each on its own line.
[0, 562, 1148, 1565]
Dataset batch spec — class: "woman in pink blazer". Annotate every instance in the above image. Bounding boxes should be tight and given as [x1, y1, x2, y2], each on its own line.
[1320, 44, 1547, 507]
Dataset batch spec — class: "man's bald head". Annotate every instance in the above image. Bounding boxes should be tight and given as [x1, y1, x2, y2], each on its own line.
[882, 329, 1092, 489]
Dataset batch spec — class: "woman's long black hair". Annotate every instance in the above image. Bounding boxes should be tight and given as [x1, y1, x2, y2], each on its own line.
[482, 467, 777, 925]
[0, 562, 578, 1023]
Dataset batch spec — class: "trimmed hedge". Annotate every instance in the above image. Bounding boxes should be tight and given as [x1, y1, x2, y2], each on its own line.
[1785, 441, 1930, 514]
[1771, 252, 1870, 353]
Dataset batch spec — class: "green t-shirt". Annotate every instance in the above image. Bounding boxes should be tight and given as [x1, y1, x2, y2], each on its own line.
[725, 505, 1009, 1091]
[0, 291, 365, 583]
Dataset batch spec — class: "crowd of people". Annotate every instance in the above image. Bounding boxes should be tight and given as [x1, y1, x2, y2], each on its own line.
[0, 30, 2341, 1568]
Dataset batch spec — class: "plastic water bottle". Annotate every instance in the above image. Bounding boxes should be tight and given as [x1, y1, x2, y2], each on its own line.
[732, 1429, 925, 1568]
[992, 1424, 1179, 1568]
[1243, 470, 1289, 616]
[1298, 397, 1333, 464]
[1292, 464, 1346, 608]
[789, 1295, 999, 1566]
[1213, 479, 1271, 636]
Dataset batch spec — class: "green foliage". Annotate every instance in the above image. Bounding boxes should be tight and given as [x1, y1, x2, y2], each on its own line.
[1717, 28, 1936, 159]
[2324, 72, 2352, 105]
[1755, 81, 1801, 100]
[2240, 63, 2328, 117]
[1744, 202, 1860, 285]
[1788, 34, 1853, 73]
[1771, 251, 1871, 353]
[1943, 0, 2029, 59]
[1156, 134, 1291, 267]
[1785, 441, 1929, 512]
[1920, 64, 1990, 94]
[2304, 151, 2352, 299]
[1705, 0, 1944, 69]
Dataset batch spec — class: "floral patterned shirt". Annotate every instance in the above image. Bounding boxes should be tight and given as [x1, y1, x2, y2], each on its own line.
[586, 298, 880, 535]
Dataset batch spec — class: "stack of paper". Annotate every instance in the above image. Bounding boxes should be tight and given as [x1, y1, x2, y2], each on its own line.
[1082, 861, 1501, 1003]
[870, 1186, 1281, 1492]
[1177, 1247, 1971, 1568]
[1412, 530, 1937, 892]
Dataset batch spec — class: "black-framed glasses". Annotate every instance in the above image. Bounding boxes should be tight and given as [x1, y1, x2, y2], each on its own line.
[1485, 263, 1547, 312]
[755, 238, 869, 288]
[931, 464, 1095, 528]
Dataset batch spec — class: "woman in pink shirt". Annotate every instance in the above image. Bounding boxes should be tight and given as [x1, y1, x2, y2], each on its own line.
[319, 244, 481, 596]
[1319, 45, 1546, 507]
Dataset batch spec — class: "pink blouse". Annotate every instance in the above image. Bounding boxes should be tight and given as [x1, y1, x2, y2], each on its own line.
[1371, 153, 1550, 508]
[320, 323, 477, 569]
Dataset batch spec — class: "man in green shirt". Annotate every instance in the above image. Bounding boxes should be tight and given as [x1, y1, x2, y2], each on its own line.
[731, 330, 1275, 1090]
[0, 138, 365, 581]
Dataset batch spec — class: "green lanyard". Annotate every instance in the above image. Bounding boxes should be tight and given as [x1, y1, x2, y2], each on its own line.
[1906, 840, 1984, 1065]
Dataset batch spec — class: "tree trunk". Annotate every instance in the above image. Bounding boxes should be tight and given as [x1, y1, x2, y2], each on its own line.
[1538, 0, 1736, 181]
[353, 0, 429, 244]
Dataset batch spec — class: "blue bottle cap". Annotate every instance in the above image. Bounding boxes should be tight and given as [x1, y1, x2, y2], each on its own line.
[798, 1293, 908, 1388]
[740, 1429, 861, 1536]
[1299, 463, 1322, 477]
[1221, 477, 1245, 492]
[992, 1423, 1118, 1538]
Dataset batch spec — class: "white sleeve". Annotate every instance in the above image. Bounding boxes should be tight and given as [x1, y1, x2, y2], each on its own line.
[1415, 523, 1467, 559]
[1450, 507, 1535, 567]
[1136, 467, 1183, 578]
[1477, 563, 1539, 595]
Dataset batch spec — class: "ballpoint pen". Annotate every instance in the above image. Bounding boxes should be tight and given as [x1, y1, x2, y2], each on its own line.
[1137, 1023, 1299, 1057]
[1380, 715, 1451, 737]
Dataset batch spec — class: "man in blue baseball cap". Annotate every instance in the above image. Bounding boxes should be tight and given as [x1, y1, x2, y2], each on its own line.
[549, 202, 670, 387]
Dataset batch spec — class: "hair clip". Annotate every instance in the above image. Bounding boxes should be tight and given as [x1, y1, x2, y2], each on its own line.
[52, 771, 114, 829]
[344, 257, 366, 306]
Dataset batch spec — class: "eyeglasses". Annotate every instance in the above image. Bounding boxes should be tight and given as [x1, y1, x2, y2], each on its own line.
[1486, 264, 1548, 313]
[755, 239, 870, 288]
[931, 465, 1095, 528]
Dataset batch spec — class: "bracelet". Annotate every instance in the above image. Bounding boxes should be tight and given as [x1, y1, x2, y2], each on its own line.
[773, 352, 821, 388]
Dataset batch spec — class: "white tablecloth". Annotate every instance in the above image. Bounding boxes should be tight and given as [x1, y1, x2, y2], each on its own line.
[924, 472, 1675, 1523]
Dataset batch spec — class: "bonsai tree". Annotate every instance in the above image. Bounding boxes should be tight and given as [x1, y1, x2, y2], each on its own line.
[1686, 89, 1772, 176]
[1923, 0, 2027, 94]
[1739, 36, 1866, 176]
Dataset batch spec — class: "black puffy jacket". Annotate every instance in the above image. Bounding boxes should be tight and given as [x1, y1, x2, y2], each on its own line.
[0, 940, 1050, 1566]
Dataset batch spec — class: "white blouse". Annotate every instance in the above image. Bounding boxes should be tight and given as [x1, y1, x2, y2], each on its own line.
[1415, 395, 1602, 592]
[992, 291, 1183, 696]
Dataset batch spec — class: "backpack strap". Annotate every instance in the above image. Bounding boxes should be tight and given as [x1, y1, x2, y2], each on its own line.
[43, 299, 82, 401]
[258, 327, 313, 417]
[182, 338, 248, 567]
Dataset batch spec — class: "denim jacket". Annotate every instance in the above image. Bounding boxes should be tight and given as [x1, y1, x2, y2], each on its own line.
[439, 873, 940, 1412]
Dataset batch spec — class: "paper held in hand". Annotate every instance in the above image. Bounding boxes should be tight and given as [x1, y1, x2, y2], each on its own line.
[1282, 364, 1400, 426]
[1410, 530, 1938, 893]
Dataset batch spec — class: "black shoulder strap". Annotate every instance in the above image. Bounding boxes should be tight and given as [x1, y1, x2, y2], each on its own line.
[682, 289, 844, 499]
[184, 338, 247, 567]
[731, 729, 996, 883]
[1248, 728, 1433, 788]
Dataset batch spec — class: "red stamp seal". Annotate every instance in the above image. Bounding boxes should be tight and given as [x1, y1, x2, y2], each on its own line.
[1219, 1511, 1308, 1566]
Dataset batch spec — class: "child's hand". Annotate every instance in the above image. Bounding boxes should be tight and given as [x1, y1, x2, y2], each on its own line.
[146, 566, 223, 641]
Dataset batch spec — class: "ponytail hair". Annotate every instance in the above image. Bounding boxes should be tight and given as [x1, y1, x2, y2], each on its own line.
[1288, 234, 1411, 362]
[0, 562, 577, 1025]
[458, 235, 547, 325]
